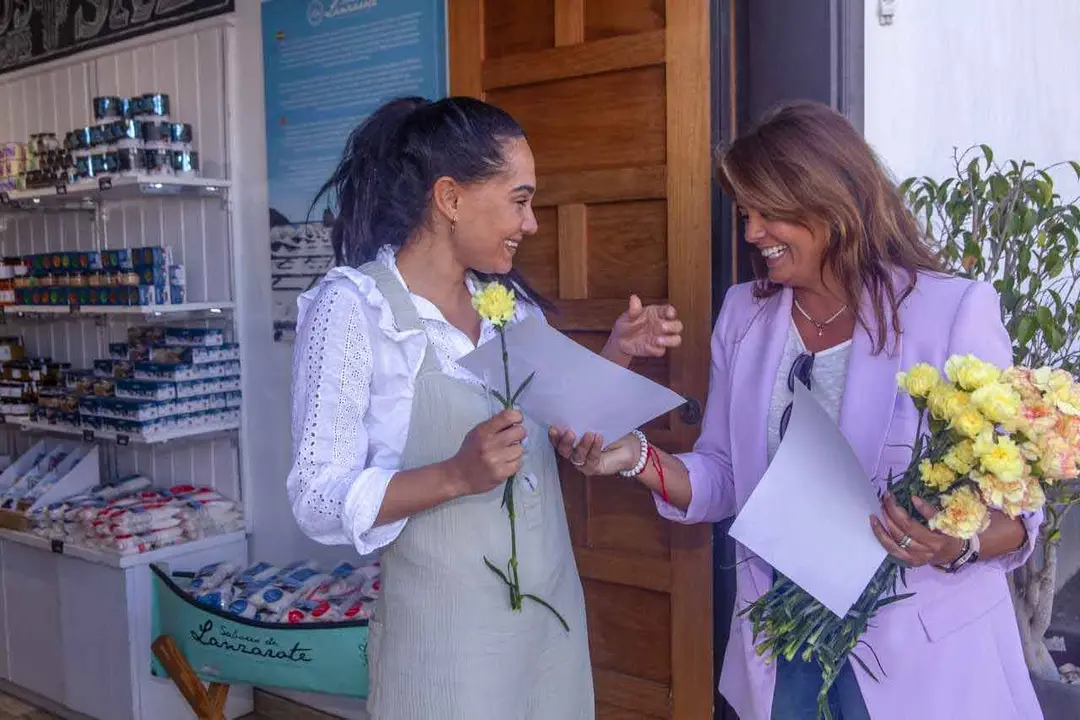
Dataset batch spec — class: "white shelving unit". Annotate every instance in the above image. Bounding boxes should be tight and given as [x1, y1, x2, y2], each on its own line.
[0, 175, 230, 211]
[2, 302, 234, 317]
[0, 19, 253, 720]
[13, 419, 240, 446]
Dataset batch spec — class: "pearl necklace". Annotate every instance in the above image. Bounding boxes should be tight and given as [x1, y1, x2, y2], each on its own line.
[793, 297, 848, 337]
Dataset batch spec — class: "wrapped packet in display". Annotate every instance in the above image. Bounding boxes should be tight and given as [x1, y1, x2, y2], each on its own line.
[226, 598, 260, 620]
[256, 569, 331, 613]
[195, 587, 235, 611]
[189, 561, 239, 594]
[286, 598, 341, 624]
[235, 562, 278, 587]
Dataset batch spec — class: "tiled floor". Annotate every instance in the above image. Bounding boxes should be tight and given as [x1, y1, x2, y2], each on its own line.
[0, 691, 281, 720]
[0, 693, 59, 720]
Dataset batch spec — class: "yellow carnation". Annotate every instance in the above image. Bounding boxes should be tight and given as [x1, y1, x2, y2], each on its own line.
[945, 354, 1001, 391]
[943, 440, 976, 475]
[1032, 367, 1080, 416]
[1003, 367, 1041, 404]
[1021, 478, 1047, 514]
[951, 407, 992, 439]
[471, 282, 517, 327]
[1000, 473, 1046, 517]
[929, 486, 991, 539]
[973, 469, 1026, 508]
[927, 385, 970, 423]
[919, 460, 957, 491]
[1034, 432, 1079, 482]
[897, 364, 941, 399]
[972, 433, 1026, 482]
[970, 382, 1022, 426]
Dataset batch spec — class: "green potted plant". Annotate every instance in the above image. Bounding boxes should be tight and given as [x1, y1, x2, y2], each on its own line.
[901, 147, 1080, 704]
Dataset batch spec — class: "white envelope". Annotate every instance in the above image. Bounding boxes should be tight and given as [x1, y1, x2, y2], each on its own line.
[728, 381, 887, 618]
[457, 316, 686, 446]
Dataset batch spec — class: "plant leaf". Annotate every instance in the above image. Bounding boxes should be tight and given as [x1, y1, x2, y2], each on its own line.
[510, 370, 537, 406]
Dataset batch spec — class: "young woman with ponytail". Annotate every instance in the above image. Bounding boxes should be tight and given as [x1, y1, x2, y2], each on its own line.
[286, 96, 683, 719]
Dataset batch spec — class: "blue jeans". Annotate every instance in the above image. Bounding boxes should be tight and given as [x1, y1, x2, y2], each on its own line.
[771, 655, 871, 720]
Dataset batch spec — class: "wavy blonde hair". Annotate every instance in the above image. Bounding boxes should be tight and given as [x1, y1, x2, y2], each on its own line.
[718, 101, 940, 354]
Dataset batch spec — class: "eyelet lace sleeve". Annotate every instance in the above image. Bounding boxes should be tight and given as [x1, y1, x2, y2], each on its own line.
[287, 281, 407, 554]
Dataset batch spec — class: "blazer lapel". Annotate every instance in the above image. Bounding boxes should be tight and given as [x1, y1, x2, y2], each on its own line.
[729, 287, 792, 504]
[838, 293, 902, 484]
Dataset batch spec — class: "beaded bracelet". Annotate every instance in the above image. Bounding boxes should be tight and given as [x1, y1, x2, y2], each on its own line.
[618, 430, 649, 478]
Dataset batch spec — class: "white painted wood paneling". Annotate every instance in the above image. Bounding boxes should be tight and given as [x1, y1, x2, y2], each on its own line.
[0, 25, 240, 501]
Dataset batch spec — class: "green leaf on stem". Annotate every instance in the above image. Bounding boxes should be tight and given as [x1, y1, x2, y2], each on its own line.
[522, 594, 570, 632]
[511, 370, 537, 406]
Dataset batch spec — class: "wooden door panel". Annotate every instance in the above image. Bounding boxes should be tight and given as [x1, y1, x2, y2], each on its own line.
[487, 68, 667, 175]
[598, 704, 665, 720]
[587, 200, 668, 299]
[585, 0, 666, 41]
[484, 0, 555, 58]
[586, 477, 672, 557]
[450, 1, 713, 716]
[513, 206, 559, 295]
[584, 580, 672, 683]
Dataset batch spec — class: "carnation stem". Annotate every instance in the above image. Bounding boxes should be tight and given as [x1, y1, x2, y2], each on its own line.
[484, 328, 568, 631]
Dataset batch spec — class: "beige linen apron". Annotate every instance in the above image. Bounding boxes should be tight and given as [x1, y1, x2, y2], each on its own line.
[361, 262, 594, 720]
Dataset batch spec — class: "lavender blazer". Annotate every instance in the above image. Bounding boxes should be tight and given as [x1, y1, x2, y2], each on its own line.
[657, 272, 1043, 720]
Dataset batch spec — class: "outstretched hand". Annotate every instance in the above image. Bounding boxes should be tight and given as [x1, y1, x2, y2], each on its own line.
[607, 295, 683, 362]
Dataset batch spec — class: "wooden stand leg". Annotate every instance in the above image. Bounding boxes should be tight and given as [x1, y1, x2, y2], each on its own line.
[152, 634, 231, 720]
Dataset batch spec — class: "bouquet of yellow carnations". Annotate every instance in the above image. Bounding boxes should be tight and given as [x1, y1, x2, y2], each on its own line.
[741, 354, 1080, 719]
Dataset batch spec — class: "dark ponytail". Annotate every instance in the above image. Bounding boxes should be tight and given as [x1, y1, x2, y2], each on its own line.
[310, 96, 550, 310]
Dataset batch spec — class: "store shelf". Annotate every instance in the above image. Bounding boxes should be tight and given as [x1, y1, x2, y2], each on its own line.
[0, 527, 246, 569]
[0, 176, 230, 212]
[2, 302, 234, 319]
[15, 419, 240, 446]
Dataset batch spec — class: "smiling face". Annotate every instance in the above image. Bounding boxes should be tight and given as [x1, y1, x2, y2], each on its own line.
[448, 136, 539, 275]
[740, 207, 830, 290]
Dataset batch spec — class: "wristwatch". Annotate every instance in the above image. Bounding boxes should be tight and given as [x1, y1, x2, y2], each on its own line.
[937, 534, 981, 573]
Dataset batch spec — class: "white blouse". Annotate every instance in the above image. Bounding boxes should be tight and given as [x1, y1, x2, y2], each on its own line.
[287, 246, 547, 556]
[765, 322, 853, 463]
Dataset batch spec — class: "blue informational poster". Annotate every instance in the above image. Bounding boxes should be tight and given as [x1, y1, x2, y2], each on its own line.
[261, 0, 448, 340]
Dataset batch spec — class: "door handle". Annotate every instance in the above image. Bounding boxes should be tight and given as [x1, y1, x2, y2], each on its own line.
[679, 396, 703, 425]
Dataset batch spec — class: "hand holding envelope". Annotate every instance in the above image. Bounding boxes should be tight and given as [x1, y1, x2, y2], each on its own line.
[457, 316, 686, 449]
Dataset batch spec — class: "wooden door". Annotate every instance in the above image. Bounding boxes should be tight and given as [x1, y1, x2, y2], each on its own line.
[449, 1, 714, 717]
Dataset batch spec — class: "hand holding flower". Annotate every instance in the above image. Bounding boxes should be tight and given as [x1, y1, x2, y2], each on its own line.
[870, 494, 966, 568]
[450, 409, 526, 496]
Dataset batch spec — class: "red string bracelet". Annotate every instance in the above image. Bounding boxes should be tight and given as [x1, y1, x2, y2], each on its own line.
[647, 444, 668, 503]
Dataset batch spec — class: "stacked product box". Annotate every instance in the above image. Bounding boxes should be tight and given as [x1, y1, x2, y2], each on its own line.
[0, 142, 26, 194]
[83, 326, 239, 436]
[10, 246, 186, 307]
[31, 326, 239, 438]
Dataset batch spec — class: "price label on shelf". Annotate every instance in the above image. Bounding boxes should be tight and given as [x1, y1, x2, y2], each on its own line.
[55, 183, 67, 195]
[116, 434, 130, 446]
[98, 177, 112, 192]
[50, 540, 64, 555]
[82, 429, 95, 443]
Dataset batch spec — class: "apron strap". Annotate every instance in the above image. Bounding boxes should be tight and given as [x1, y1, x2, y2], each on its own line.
[358, 260, 440, 376]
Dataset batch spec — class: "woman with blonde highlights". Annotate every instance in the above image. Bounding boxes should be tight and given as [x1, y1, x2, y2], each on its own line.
[552, 101, 1042, 719]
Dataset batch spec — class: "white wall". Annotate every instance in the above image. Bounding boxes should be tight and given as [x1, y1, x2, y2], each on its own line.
[863, 0, 1080, 589]
[865, 0, 1080, 196]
